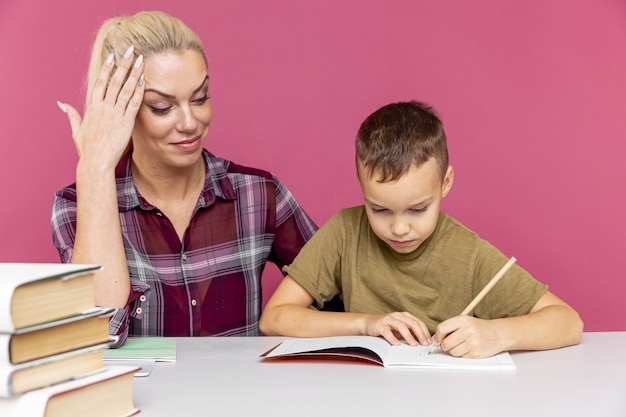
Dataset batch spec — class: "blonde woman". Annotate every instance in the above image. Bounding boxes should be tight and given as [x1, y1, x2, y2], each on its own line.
[53, 11, 317, 345]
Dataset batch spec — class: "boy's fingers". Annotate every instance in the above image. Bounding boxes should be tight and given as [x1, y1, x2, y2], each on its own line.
[432, 320, 455, 347]
[380, 328, 401, 346]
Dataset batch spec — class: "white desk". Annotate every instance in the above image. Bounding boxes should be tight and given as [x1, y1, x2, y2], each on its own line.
[132, 332, 626, 416]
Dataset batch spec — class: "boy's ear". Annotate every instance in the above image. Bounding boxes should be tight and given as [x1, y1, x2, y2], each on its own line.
[441, 165, 454, 197]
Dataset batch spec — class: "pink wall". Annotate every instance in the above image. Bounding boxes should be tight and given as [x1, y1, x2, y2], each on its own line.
[1, 1, 625, 331]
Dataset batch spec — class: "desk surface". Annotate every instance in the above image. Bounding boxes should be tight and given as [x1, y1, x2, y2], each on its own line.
[132, 332, 626, 416]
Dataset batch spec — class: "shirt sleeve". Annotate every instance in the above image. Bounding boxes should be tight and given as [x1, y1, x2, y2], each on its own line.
[51, 190, 152, 347]
[268, 175, 318, 269]
[106, 280, 151, 347]
[51, 190, 78, 263]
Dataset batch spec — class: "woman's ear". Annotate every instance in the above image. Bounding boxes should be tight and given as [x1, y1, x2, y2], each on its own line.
[441, 165, 454, 198]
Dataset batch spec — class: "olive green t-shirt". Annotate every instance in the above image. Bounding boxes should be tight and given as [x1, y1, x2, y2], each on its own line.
[283, 206, 547, 334]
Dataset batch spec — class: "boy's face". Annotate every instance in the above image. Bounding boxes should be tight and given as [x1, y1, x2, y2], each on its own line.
[359, 159, 453, 254]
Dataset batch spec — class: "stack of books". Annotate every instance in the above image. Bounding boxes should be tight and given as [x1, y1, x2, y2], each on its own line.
[0, 263, 140, 416]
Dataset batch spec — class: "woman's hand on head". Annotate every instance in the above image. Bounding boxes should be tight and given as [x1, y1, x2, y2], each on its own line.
[57, 46, 145, 169]
[364, 312, 432, 347]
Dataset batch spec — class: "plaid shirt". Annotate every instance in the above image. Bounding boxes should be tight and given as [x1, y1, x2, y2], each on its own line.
[51, 150, 317, 344]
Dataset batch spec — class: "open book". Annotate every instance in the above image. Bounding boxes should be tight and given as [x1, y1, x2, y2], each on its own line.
[261, 336, 516, 371]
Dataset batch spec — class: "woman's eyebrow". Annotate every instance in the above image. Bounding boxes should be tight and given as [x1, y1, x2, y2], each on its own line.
[144, 75, 209, 99]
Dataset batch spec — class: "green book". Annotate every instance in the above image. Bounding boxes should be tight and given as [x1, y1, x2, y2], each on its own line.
[103, 337, 176, 362]
[103, 338, 175, 377]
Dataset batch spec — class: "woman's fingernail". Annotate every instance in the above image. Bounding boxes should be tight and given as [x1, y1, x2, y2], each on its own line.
[134, 55, 143, 69]
[56, 101, 68, 113]
[124, 45, 134, 60]
[105, 53, 114, 65]
[138, 74, 144, 87]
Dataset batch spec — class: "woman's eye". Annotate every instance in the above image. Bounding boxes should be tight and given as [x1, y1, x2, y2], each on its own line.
[193, 94, 210, 104]
[149, 106, 171, 115]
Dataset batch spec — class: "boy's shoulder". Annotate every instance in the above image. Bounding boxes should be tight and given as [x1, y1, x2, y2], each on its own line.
[332, 205, 367, 224]
[337, 205, 366, 215]
[315, 206, 368, 237]
[435, 211, 482, 245]
[439, 211, 474, 231]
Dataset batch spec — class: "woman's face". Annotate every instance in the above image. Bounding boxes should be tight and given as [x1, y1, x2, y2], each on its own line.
[132, 49, 212, 169]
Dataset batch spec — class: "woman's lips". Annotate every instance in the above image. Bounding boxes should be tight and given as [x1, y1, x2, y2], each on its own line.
[172, 136, 201, 151]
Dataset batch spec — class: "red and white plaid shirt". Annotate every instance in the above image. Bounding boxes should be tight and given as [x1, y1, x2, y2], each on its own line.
[52, 149, 317, 345]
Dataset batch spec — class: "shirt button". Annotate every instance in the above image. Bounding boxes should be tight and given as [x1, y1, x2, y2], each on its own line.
[135, 307, 142, 314]
[181, 253, 187, 261]
[156, 212, 163, 217]
[191, 299, 197, 306]
[139, 295, 147, 302]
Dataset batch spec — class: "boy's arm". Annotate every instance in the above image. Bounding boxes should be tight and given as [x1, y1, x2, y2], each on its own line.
[259, 276, 432, 345]
[432, 290, 583, 358]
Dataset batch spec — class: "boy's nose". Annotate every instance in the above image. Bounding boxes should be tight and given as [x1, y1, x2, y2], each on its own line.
[391, 219, 410, 236]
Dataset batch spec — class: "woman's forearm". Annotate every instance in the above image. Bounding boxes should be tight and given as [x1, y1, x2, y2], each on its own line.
[72, 162, 130, 308]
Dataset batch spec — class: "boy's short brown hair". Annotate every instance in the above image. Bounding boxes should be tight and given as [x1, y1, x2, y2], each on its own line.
[356, 101, 449, 182]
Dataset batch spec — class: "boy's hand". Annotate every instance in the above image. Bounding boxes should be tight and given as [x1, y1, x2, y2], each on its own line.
[364, 312, 432, 346]
[431, 316, 505, 358]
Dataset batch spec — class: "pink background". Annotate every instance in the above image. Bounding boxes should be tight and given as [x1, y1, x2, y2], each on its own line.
[1, 1, 625, 331]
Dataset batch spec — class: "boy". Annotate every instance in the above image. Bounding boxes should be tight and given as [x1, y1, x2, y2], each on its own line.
[259, 101, 583, 358]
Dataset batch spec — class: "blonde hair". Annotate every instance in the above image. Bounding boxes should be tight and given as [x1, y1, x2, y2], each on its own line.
[85, 10, 207, 106]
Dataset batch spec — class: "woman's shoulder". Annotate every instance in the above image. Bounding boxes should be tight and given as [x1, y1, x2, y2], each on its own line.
[54, 182, 78, 202]
[205, 150, 274, 182]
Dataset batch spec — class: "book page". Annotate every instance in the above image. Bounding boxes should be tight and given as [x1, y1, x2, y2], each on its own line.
[266, 336, 391, 358]
[264, 337, 516, 371]
[386, 343, 516, 370]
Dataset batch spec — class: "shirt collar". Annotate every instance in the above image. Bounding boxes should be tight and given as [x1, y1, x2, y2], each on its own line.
[115, 149, 237, 212]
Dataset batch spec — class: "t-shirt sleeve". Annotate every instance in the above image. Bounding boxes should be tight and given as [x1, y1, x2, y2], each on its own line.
[282, 211, 346, 309]
[472, 240, 548, 319]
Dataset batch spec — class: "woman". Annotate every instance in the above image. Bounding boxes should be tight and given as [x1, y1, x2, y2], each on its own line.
[52, 11, 317, 345]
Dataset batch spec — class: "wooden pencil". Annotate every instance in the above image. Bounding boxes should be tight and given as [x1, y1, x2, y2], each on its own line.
[429, 256, 517, 354]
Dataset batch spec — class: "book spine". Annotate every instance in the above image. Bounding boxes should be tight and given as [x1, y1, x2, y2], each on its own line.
[0, 295, 15, 333]
[0, 334, 11, 364]
[0, 363, 15, 397]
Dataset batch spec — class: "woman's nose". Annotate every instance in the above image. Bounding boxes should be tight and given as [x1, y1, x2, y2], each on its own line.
[176, 106, 198, 132]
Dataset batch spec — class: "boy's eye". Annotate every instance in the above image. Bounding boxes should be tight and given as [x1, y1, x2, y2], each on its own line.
[409, 207, 428, 214]
[371, 207, 387, 214]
